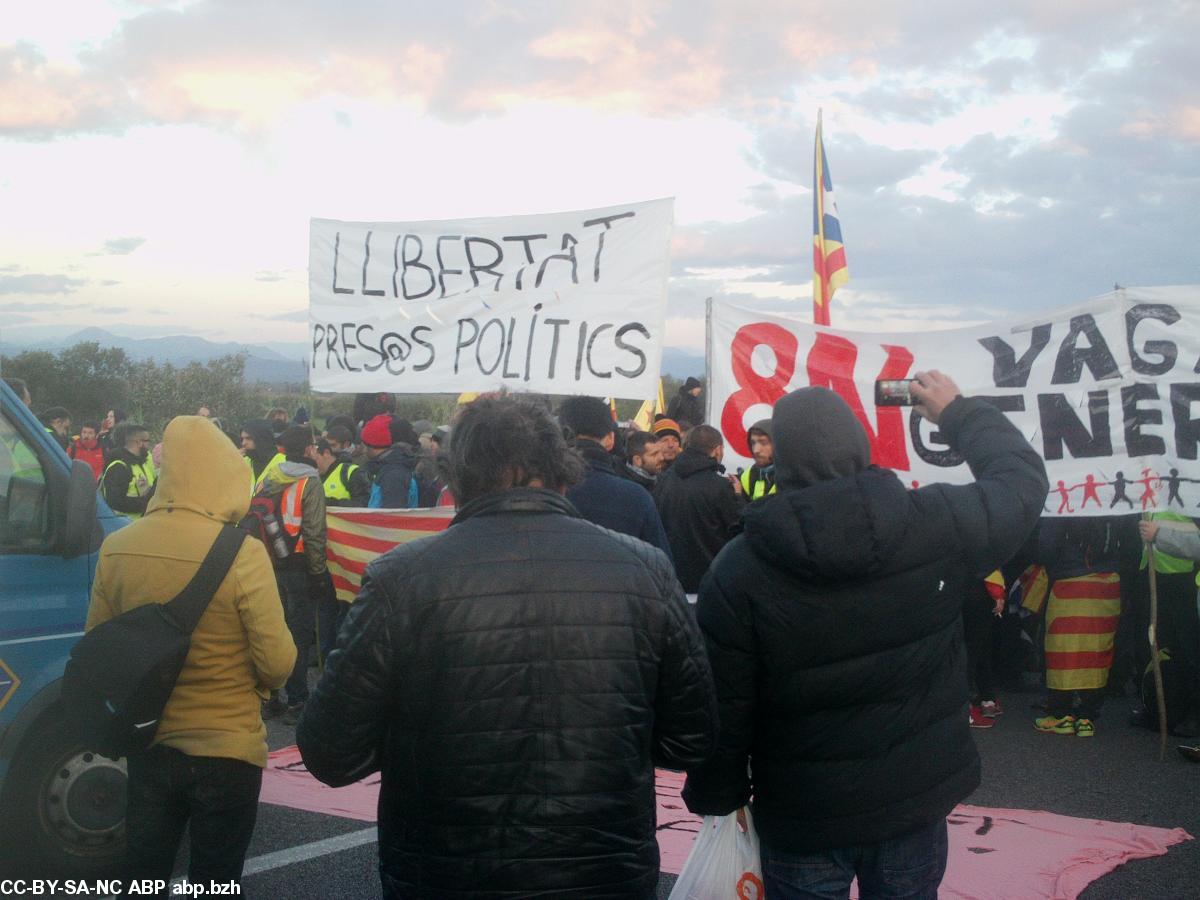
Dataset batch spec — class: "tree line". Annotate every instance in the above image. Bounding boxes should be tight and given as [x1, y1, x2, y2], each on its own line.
[2, 341, 690, 435]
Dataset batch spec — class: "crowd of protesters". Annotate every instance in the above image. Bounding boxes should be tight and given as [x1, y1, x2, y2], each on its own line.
[8, 371, 1200, 898]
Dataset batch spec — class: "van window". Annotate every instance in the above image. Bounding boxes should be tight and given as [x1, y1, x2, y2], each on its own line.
[0, 410, 50, 551]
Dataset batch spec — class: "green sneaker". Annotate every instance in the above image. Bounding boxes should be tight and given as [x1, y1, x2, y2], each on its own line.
[1035, 714, 1077, 734]
[1075, 718, 1095, 738]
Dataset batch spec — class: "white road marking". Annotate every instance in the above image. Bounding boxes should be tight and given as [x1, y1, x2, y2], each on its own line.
[101, 829, 379, 899]
[242, 827, 378, 876]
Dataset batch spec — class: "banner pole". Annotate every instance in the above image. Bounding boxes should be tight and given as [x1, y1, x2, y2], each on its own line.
[1144, 512, 1169, 761]
[704, 296, 713, 426]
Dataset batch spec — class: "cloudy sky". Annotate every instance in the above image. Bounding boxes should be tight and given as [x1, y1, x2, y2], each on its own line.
[1, 0, 1197, 354]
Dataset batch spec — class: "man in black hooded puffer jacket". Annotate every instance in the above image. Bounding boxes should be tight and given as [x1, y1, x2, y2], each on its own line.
[683, 371, 1047, 899]
[298, 396, 717, 899]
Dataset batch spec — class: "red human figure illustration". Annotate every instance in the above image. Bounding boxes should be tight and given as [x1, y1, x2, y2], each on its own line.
[1073, 474, 1102, 509]
[1136, 468, 1161, 510]
[1055, 480, 1075, 514]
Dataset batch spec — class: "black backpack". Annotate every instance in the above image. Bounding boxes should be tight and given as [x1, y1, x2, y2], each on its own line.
[63, 526, 247, 758]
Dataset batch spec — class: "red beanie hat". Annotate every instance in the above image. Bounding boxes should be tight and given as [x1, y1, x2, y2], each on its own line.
[361, 414, 394, 448]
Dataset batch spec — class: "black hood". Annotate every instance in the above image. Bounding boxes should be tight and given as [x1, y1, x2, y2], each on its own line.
[672, 446, 724, 479]
[773, 388, 869, 489]
[743, 467, 914, 583]
[241, 419, 278, 470]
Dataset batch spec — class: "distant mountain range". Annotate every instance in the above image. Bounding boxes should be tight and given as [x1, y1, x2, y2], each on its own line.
[1, 328, 707, 385]
[1, 327, 309, 384]
[659, 347, 706, 379]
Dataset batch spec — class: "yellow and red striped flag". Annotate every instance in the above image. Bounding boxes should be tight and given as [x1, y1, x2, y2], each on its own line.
[1044, 573, 1122, 691]
[325, 507, 454, 602]
[984, 570, 1006, 604]
[1018, 564, 1049, 615]
[813, 109, 848, 326]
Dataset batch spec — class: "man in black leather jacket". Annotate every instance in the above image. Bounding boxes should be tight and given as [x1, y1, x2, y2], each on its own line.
[298, 396, 717, 899]
[683, 372, 1048, 899]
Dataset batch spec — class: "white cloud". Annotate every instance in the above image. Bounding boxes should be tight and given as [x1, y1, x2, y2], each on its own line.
[0, 0, 1194, 351]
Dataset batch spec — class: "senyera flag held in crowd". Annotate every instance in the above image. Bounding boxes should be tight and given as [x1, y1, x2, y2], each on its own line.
[325, 507, 454, 602]
[812, 110, 848, 328]
[308, 199, 673, 400]
[709, 286, 1200, 517]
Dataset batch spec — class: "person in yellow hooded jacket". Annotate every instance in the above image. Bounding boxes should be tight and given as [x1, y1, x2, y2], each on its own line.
[86, 415, 296, 889]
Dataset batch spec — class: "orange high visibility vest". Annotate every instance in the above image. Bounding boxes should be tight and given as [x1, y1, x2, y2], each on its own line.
[280, 477, 309, 555]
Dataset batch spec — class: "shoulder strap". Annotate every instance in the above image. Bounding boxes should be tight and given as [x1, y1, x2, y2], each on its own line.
[164, 525, 248, 633]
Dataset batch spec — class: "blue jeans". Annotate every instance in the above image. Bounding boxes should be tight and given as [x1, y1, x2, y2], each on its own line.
[761, 818, 948, 899]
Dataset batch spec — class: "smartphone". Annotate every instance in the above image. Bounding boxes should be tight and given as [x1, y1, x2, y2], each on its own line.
[874, 379, 916, 406]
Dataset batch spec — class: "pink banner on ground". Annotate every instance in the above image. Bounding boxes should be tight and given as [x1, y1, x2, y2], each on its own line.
[937, 806, 1190, 900]
[260, 746, 1190, 899]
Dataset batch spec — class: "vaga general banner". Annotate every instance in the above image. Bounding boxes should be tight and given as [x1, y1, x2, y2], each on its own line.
[710, 286, 1200, 516]
[309, 199, 672, 398]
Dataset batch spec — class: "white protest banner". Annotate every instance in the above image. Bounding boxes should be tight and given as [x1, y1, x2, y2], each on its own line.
[308, 199, 672, 397]
[709, 286, 1200, 516]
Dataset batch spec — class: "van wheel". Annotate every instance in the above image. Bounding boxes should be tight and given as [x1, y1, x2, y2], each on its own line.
[5, 713, 126, 876]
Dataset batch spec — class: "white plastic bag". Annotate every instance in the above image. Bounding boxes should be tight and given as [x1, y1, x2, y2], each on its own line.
[668, 808, 765, 900]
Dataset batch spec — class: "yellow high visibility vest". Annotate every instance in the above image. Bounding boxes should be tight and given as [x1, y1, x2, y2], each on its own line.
[1141, 511, 1196, 575]
[102, 457, 157, 519]
[323, 462, 360, 502]
[740, 467, 777, 500]
[253, 452, 287, 493]
[5, 433, 41, 481]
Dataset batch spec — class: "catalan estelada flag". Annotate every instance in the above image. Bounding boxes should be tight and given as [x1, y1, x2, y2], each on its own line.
[631, 379, 667, 432]
[812, 110, 848, 326]
[325, 507, 454, 602]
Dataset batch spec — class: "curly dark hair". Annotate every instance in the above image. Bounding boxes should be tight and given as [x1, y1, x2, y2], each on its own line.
[557, 395, 615, 441]
[450, 396, 585, 505]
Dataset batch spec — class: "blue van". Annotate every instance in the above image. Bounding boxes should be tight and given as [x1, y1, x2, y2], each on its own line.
[0, 379, 128, 874]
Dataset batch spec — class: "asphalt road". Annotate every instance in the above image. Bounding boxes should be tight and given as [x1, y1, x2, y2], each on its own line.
[4, 683, 1197, 897]
[231, 685, 1198, 900]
